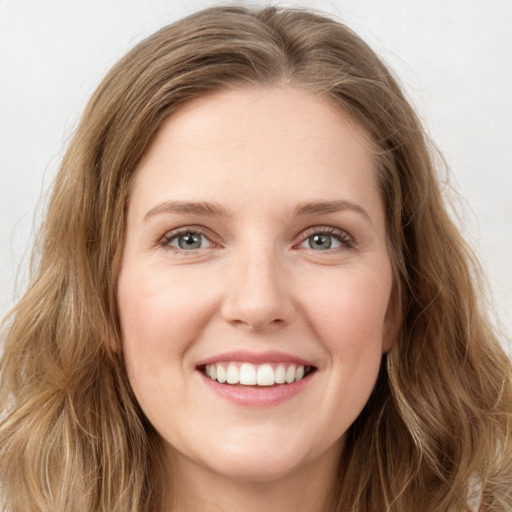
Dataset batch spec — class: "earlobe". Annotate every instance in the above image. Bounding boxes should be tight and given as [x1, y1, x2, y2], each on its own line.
[382, 285, 402, 354]
[110, 339, 123, 354]
[107, 328, 123, 354]
[382, 327, 395, 354]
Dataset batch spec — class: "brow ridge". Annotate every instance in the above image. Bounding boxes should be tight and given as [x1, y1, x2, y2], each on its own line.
[144, 199, 371, 225]
[143, 200, 230, 221]
[294, 200, 371, 223]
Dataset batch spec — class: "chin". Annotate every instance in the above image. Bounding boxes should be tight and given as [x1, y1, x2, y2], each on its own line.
[172, 426, 344, 485]
[206, 449, 311, 483]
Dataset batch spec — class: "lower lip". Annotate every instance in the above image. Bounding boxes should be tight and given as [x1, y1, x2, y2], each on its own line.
[199, 371, 314, 407]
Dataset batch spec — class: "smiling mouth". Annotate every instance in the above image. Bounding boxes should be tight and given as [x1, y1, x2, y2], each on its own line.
[199, 362, 316, 386]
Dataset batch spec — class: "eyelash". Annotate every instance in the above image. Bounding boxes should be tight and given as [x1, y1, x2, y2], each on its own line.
[158, 226, 355, 253]
[158, 226, 215, 254]
[298, 226, 355, 251]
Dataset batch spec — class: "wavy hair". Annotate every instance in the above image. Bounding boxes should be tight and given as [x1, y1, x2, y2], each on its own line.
[1, 5, 511, 511]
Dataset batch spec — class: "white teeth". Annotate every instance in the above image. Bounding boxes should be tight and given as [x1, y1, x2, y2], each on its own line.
[275, 364, 286, 384]
[217, 365, 227, 383]
[239, 362, 257, 385]
[256, 364, 274, 386]
[203, 362, 309, 386]
[226, 363, 239, 384]
[285, 365, 296, 384]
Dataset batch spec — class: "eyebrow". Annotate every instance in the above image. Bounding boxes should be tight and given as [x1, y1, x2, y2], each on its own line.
[143, 200, 230, 222]
[143, 199, 372, 226]
[294, 200, 373, 225]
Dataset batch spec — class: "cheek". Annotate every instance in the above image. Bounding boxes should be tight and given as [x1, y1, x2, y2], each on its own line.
[116, 265, 214, 423]
[116, 268, 198, 417]
[289, 266, 391, 443]
[302, 266, 392, 358]
[117, 265, 216, 356]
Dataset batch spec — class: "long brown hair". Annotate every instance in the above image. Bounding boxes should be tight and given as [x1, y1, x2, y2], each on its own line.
[1, 5, 511, 511]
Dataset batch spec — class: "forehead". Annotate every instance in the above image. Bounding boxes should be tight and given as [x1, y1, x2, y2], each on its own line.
[139, 85, 375, 168]
[130, 86, 381, 222]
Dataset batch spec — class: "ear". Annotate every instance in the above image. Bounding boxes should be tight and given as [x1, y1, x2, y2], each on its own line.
[110, 337, 123, 354]
[382, 283, 402, 353]
[107, 322, 123, 354]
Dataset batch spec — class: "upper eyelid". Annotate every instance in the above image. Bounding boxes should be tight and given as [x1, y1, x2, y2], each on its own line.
[163, 225, 212, 236]
[296, 225, 353, 242]
[299, 225, 349, 235]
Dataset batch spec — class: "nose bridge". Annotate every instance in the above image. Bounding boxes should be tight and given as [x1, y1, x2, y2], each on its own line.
[221, 242, 293, 330]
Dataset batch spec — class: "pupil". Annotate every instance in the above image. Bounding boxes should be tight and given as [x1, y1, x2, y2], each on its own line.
[310, 234, 331, 250]
[179, 233, 201, 249]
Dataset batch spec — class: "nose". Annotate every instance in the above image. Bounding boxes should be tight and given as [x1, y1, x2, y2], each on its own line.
[221, 248, 295, 332]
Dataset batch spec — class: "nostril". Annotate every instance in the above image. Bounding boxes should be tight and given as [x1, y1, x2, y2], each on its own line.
[228, 316, 287, 331]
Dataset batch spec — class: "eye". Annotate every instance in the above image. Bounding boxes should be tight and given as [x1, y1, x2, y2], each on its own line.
[298, 228, 353, 251]
[160, 229, 214, 251]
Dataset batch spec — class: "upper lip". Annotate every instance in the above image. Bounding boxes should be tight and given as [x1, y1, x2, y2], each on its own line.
[195, 350, 316, 368]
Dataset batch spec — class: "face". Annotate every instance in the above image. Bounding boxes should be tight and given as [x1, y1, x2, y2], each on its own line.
[117, 86, 394, 485]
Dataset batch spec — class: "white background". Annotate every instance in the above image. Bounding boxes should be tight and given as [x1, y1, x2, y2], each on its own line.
[1, 0, 511, 350]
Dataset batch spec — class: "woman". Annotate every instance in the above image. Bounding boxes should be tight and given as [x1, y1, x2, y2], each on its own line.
[1, 5, 511, 512]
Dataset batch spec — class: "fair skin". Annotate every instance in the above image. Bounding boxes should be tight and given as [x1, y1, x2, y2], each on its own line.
[117, 86, 394, 512]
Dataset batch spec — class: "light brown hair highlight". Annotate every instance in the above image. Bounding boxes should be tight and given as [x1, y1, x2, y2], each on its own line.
[1, 5, 511, 511]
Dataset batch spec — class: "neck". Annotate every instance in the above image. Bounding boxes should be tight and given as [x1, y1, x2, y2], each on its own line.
[164, 445, 342, 512]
